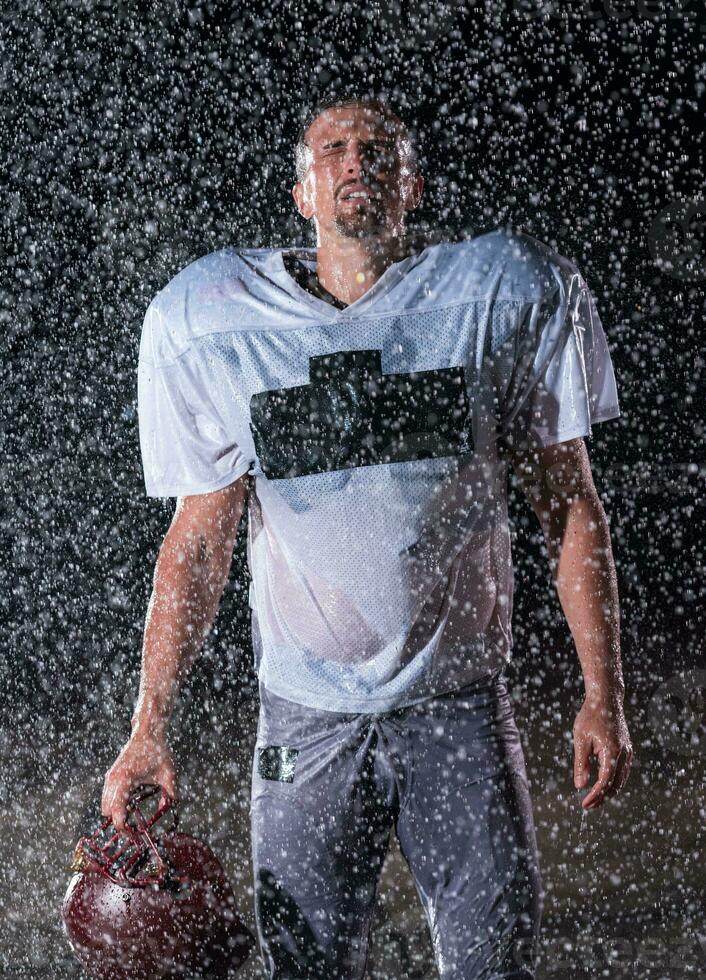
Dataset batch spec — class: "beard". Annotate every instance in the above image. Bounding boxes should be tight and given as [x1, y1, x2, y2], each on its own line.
[333, 197, 388, 239]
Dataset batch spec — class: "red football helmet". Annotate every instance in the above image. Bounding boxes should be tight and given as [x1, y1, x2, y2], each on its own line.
[61, 784, 256, 978]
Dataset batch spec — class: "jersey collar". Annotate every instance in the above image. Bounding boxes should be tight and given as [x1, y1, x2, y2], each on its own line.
[270, 244, 435, 319]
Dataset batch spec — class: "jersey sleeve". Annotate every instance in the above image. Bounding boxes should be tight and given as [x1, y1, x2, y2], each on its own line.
[137, 299, 251, 497]
[498, 263, 621, 451]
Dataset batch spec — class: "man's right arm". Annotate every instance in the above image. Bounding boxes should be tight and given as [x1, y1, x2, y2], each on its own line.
[101, 474, 249, 831]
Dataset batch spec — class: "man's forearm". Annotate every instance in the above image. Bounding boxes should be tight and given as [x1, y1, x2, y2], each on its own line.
[537, 491, 625, 705]
[131, 526, 233, 737]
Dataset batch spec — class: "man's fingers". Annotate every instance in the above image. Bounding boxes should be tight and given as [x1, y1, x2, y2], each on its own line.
[601, 744, 633, 798]
[100, 773, 115, 816]
[156, 768, 178, 806]
[581, 746, 623, 809]
[581, 749, 613, 808]
[111, 806, 128, 833]
[612, 746, 633, 793]
[101, 781, 115, 817]
[573, 731, 592, 789]
[102, 780, 131, 831]
[620, 749, 634, 790]
[112, 811, 127, 833]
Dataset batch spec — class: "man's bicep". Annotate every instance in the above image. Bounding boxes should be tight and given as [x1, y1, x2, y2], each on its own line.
[167, 475, 250, 557]
[509, 437, 599, 510]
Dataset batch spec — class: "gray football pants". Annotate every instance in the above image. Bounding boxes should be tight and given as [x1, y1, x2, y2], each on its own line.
[250, 670, 544, 979]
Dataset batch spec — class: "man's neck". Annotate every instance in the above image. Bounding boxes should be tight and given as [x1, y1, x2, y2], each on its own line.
[313, 232, 417, 307]
[283, 253, 349, 310]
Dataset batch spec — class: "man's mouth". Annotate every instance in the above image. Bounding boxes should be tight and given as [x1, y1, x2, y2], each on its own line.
[339, 185, 380, 202]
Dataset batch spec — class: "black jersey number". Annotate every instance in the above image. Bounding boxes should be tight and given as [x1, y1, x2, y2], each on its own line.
[249, 348, 473, 480]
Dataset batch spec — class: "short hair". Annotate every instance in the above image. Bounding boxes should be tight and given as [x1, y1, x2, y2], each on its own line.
[293, 93, 420, 182]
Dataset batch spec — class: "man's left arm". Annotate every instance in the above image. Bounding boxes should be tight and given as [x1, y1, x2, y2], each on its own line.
[509, 436, 633, 811]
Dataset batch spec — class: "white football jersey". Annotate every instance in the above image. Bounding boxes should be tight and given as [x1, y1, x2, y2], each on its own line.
[137, 229, 621, 712]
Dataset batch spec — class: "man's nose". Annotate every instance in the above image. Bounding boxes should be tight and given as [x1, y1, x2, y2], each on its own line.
[342, 142, 378, 179]
[343, 142, 365, 172]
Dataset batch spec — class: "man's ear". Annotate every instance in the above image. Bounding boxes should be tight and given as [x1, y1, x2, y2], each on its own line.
[402, 173, 424, 213]
[292, 180, 314, 220]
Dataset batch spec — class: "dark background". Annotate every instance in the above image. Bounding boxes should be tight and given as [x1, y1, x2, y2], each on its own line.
[1, 2, 704, 977]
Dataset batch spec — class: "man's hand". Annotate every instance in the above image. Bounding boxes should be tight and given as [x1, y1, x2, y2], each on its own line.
[573, 694, 633, 810]
[101, 731, 178, 833]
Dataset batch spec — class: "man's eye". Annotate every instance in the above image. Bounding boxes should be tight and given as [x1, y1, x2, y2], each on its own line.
[318, 145, 396, 164]
[370, 147, 395, 163]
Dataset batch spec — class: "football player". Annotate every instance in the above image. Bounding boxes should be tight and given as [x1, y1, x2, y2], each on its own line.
[102, 94, 632, 979]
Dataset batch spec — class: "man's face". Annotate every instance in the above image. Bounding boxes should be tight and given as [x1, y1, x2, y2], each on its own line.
[293, 106, 423, 240]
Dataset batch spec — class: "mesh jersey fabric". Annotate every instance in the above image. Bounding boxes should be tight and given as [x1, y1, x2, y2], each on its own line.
[137, 229, 621, 713]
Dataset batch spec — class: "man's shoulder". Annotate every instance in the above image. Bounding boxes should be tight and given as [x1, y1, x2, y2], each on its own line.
[139, 246, 281, 364]
[431, 228, 579, 300]
[148, 246, 254, 311]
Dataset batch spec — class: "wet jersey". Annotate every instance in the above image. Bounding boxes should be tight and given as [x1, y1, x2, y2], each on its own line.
[137, 229, 621, 712]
